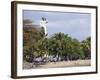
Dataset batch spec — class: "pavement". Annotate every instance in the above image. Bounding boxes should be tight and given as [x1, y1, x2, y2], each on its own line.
[23, 60, 91, 69]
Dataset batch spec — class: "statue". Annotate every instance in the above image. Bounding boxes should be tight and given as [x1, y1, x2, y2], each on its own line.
[40, 17, 48, 36]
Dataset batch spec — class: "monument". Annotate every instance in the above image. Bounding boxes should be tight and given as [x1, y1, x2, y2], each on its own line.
[40, 17, 48, 36]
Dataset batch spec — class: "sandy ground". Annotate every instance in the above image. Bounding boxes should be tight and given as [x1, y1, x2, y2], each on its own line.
[23, 60, 91, 69]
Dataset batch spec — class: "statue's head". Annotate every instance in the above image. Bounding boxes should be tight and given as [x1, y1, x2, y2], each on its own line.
[42, 17, 45, 21]
[42, 17, 46, 21]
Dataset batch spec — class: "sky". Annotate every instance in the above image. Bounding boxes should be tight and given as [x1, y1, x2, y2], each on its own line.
[23, 10, 91, 41]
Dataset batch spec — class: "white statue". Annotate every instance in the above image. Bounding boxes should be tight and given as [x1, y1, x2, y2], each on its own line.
[40, 17, 48, 36]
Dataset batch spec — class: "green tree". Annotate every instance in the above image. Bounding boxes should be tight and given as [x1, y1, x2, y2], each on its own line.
[81, 37, 91, 59]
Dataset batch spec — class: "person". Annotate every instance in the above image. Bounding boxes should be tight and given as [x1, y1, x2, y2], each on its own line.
[40, 17, 48, 36]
